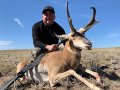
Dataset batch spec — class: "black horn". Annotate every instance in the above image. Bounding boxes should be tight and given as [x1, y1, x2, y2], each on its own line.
[66, 2, 76, 33]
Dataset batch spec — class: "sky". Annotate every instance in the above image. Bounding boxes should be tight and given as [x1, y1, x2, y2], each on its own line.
[0, 0, 120, 50]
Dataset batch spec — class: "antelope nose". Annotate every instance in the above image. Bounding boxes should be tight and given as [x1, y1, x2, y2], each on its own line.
[86, 41, 92, 45]
[87, 42, 92, 47]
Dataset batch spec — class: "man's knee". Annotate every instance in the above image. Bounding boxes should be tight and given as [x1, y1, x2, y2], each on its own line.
[31, 47, 41, 58]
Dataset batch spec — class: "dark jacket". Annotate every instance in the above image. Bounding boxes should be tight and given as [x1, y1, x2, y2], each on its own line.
[32, 20, 65, 49]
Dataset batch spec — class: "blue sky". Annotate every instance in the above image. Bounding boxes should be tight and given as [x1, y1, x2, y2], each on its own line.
[0, 0, 120, 50]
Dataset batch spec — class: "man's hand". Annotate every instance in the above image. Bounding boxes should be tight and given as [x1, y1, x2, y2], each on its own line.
[45, 44, 58, 51]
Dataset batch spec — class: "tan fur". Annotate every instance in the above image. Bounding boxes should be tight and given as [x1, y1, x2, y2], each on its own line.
[41, 42, 80, 73]
[16, 60, 29, 81]
[38, 41, 101, 90]
[16, 60, 29, 73]
[17, 41, 101, 90]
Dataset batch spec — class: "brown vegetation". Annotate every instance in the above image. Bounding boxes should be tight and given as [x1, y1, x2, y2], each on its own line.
[0, 48, 120, 90]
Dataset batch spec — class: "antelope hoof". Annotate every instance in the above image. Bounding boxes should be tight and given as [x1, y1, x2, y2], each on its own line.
[96, 79, 103, 86]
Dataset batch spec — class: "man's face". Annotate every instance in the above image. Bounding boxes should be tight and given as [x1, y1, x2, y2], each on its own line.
[42, 10, 55, 26]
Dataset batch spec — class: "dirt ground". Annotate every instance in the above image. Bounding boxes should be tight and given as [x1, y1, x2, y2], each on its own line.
[0, 48, 120, 90]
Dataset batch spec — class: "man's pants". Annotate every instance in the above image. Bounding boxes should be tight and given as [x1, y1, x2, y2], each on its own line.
[31, 47, 45, 59]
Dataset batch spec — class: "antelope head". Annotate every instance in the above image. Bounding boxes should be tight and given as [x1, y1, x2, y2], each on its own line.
[56, 2, 98, 50]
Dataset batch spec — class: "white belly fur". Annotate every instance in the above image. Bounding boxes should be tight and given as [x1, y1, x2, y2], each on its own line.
[25, 64, 49, 83]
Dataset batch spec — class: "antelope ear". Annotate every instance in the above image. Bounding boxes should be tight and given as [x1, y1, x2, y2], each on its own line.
[55, 33, 69, 40]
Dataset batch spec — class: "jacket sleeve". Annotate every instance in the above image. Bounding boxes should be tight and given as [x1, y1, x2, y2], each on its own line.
[32, 23, 46, 49]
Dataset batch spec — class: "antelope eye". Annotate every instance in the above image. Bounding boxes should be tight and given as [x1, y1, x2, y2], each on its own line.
[71, 34, 76, 37]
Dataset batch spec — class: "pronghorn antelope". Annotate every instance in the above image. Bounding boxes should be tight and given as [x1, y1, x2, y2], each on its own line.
[17, 2, 102, 90]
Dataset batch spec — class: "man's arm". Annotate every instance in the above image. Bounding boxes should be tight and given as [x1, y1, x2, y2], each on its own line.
[32, 23, 46, 49]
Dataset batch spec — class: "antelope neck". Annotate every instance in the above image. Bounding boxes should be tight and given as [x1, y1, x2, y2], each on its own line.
[67, 47, 81, 55]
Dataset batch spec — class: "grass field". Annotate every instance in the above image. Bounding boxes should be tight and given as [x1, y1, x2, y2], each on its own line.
[0, 48, 120, 90]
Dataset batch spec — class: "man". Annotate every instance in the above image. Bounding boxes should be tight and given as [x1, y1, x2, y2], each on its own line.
[32, 6, 65, 58]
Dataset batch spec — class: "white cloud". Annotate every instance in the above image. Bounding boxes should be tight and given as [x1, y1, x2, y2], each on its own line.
[14, 18, 25, 28]
[108, 33, 119, 38]
[0, 40, 14, 50]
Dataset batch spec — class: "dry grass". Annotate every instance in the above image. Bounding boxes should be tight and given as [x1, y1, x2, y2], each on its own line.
[0, 48, 120, 90]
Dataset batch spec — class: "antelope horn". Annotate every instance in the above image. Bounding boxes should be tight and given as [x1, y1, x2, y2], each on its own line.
[79, 7, 98, 34]
[66, 2, 76, 33]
